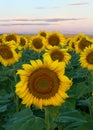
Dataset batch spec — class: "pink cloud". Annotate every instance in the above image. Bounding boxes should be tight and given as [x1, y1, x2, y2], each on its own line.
[68, 2, 89, 6]
[0, 17, 85, 22]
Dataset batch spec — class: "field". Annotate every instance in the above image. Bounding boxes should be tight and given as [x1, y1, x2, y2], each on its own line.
[0, 32, 93, 130]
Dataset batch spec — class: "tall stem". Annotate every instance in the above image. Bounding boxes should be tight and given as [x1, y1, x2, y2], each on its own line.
[45, 107, 51, 130]
[45, 107, 54, 130]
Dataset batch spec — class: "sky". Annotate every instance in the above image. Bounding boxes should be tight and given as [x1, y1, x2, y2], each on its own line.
[0, 0, 93, 34]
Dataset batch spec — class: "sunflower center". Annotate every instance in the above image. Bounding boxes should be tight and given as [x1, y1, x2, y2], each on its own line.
[5, 34, 17, 42]
[78, 38, 92, 51]
[20, 38, 26, 46]
[0, 45, 13, 59]
[28, 68, 60, 99]
[34, 75, 52, 93]
[32, 38, 43, 49]
[48, 34, 60, 46]
[40, 32, 46, 37]
[86, 51, 93, 64]
[51, 50, 64, 62]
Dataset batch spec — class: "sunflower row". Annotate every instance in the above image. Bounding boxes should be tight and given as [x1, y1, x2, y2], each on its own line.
[0, 30, 93, 109]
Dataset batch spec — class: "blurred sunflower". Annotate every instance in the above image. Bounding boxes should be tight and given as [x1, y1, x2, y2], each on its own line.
[18, 36, 28, 50]
[2, 33, 20, 44]
[0, 35, 2, 43]
[79, 45, 93, 70]
[16, 59, 72, 109]
[0, 42, 21, 66]
[46, 32, 65, 49]
[66, 38, 72, 46]
[29, 35, 46, 53]
[66, 38, 76, 51]
[43, 46, 71, 65]
[74, 33, 86, 42]
[75, 35, 93, 53]
[38, 30, 48, 38]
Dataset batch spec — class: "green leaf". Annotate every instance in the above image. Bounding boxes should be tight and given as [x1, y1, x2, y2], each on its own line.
[58, 98, 76, 114]
[0, 76, 8, 82]
[68, 82, 92, 99]
[76, 82, 92, 99]
[0, 96, 10, 104]
[0, 104, 7, 112]
[74, 122, 93, 130]
[4, 108, 45, 130]
[55, 110, 87, 129]
[77, 98, 91, 107]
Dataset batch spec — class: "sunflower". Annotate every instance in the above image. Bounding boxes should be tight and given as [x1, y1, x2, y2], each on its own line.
[74, 33, 86, 42]
[43, 46, 71, 65]
[2, 33, 20, 44]
[0, 35, 2, 43]
[66, 38, 76, 51]
[29, 35, 46, 53]
[38, 30, 48, 38]
[15, 59, 72, 109]
[75, 35, 93, 54]
[46, 32, 65, 49]
[79, 45, 93, 70]
[66, 38, 72, 46]
[0, 42, 21, 66]
[18, 36, 28, 50]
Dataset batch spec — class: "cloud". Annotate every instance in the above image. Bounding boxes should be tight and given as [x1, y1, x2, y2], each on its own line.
[44, 18, 85, 22]
[0, 18, 85, 22]
[52, 6, 60, 8]
[68, 2, 89, 6]
[0, 17, 86, 28]
[0, 23, 53, 26]
[35, 6, 45, 9]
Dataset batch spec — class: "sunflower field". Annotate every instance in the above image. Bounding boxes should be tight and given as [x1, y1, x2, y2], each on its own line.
[0, 31, 93, 130]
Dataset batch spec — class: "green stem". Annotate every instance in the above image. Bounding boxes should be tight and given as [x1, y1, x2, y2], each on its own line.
[15, 95, 19, 112]
[45, 107, 54, 130]
[58, 125, 63, 130]
[45, 107, 51, 130]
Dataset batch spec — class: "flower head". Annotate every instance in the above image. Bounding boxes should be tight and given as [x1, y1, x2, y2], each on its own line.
[46, 32, 65, 49]
[43, 46, 71, 65]
[2, 33, 19, 44]
[18, 36, 28, 50]
[74, 33, 86, 42]
[79, 45, 93, 70]
[0, 42, 21, 66]
[16, 59, 72, 109]
[38, 30, 48, 38]
[66, 38, 76, 51]
[75, 35, 93, 53]
[29, 35, 46, 53]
